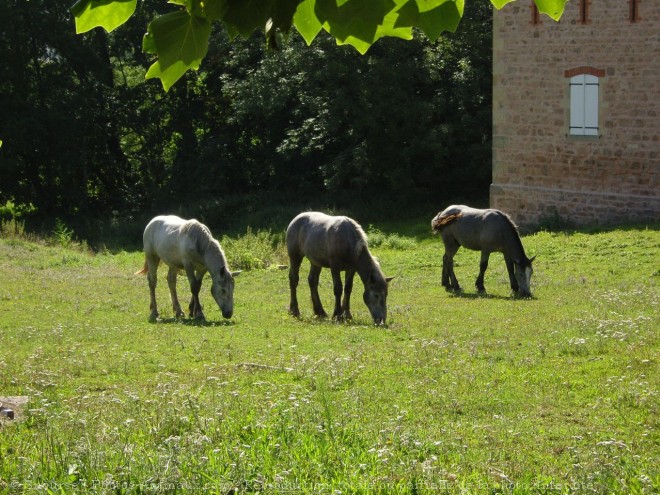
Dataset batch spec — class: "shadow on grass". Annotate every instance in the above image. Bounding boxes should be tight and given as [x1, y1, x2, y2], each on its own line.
[290, 314, 387, 329]
[446, 290, 537, 301]
[149, 317, 236, 327]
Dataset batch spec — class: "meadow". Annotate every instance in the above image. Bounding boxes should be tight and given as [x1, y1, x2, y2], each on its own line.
[0, 220, 658, 494]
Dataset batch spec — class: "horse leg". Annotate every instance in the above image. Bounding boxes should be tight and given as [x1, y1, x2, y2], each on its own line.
[288, 255, 302, 317]
[342, 269, 355, 320]
[441, 253, 452, 289]
[330, 267, 343, 321]
[185, 267, 205, 320]
[146, 256, 160, 320]
[475, 252, 490, 294]
[187, 270, 206, 317]
[441, 238, 461, 291]
[308, 264, 327, 318]
[167, 267, 185, 318]
[504, 256, 519, 293]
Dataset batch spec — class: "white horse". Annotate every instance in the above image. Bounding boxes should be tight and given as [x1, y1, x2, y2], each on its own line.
[136, 215, 241, 320]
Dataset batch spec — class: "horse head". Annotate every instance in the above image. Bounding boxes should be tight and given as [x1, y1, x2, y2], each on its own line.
[363, 272, 395, 325]
[211, 266, 241, 318]
[514, 255, 535, 297]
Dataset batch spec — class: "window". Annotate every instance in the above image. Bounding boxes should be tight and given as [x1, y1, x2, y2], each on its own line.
[629, 0, 640, 22]
[531, 2, 541, 24]
[579, 0, 590, 24]
[569, 74, 599, 136]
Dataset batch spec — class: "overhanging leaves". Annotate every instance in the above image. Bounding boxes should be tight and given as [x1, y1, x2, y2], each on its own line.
[71, 0, 567, 90]
[143, 11, 211, 91]
[293, 0, 323, 45]
[203, 0, 303, 39]
[396, 0, 464, 40]
[492, 0, 567, 21]
[71, 0, 137, 34]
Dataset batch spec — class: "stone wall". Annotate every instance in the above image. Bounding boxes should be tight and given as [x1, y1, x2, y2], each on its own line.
[491, 0, 659, 228]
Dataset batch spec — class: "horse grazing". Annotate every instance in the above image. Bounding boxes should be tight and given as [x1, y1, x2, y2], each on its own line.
[136, 215, 241, 320]
[431, 205, 535, 297]
[286, 212, 394, 325]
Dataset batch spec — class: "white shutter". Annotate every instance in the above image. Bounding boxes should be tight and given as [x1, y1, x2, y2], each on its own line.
[584, 75, 599, 136]
[570, 75, 586, 134]
[569, 74, 599, 136]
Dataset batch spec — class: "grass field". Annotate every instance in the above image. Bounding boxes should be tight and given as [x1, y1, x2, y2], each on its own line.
[0, 220, 658, 494]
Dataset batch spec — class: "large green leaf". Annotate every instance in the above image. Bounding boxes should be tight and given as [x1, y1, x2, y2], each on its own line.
[143, 11, 211, 91]
[204, 0, 302, 39]
[491, 0, 567, 21]
[396, 0, 464, 40]
[71, 0, 137, 34]
[332, 8, 413, 54]
[534, 0, 567, 21]
[315, 0, 394, 44]
[293, 0, 323, 45]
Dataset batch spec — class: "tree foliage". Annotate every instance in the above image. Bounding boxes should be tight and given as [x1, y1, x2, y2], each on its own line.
[1, 0, 493, 239]
[71, 0, 567, 90]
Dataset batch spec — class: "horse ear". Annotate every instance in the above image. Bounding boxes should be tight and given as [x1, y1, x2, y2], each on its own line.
[231, 270, 242, 277]
[386, 276, 395, 283]
[529, 255, 537, 264]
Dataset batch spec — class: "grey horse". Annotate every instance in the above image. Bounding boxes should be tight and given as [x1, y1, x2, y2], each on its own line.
[286, 212, 394, 325]
[432, 205, 535, 297]
[137, 215, 241, 320]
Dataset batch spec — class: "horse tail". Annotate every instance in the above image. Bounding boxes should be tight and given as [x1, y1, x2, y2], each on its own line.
[135, 262, 148, 276]
[432, 213, 462, 232]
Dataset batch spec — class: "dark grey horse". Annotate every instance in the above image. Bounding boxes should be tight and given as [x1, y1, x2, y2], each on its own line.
[432, 205, 535, 297]
[286, 212, 394, 325]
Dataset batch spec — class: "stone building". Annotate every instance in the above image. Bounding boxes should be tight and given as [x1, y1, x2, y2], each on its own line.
[491, 0, 659, 228]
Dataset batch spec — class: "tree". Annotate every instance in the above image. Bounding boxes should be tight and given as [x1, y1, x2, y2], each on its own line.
[0, 0, 138, 223]
[0, 0, 497, 232]
[71, 0, 568, 90]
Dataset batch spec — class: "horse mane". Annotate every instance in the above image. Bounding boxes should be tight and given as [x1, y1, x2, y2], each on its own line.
[497, 210, 527, 260]
[347, 217, 369, 259]
[182, 220, 226, 260]
[432, 212, 462, 231]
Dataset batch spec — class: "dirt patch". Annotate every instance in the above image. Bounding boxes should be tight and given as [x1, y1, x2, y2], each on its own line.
[0, 396, 29, 422]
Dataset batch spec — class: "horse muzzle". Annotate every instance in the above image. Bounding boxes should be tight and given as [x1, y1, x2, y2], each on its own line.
[372, 315, 386, 326]
[222, 309, 233, 319]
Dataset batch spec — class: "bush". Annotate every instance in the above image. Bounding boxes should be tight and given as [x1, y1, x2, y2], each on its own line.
[221, 228, 287, 271]
[366, 226, 417, 250]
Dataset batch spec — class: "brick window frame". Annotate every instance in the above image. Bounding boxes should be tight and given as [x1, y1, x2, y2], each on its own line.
[531, 1, 541, 25]
[579, 0, 590, 24]
[629, 0, 641, 23]
[565, 67, 605, 137]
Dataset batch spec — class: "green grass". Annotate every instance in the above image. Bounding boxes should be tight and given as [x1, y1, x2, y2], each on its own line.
[0, 223, 658, 494]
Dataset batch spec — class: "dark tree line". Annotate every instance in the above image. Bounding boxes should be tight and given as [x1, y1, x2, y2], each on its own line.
[0, 0, 492, 240]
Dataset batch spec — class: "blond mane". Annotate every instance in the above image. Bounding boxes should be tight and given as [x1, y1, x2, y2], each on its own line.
[181, 219, 225, 259]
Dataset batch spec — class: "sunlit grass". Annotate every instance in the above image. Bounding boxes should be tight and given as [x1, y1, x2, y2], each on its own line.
[0, 223, 658, 494]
